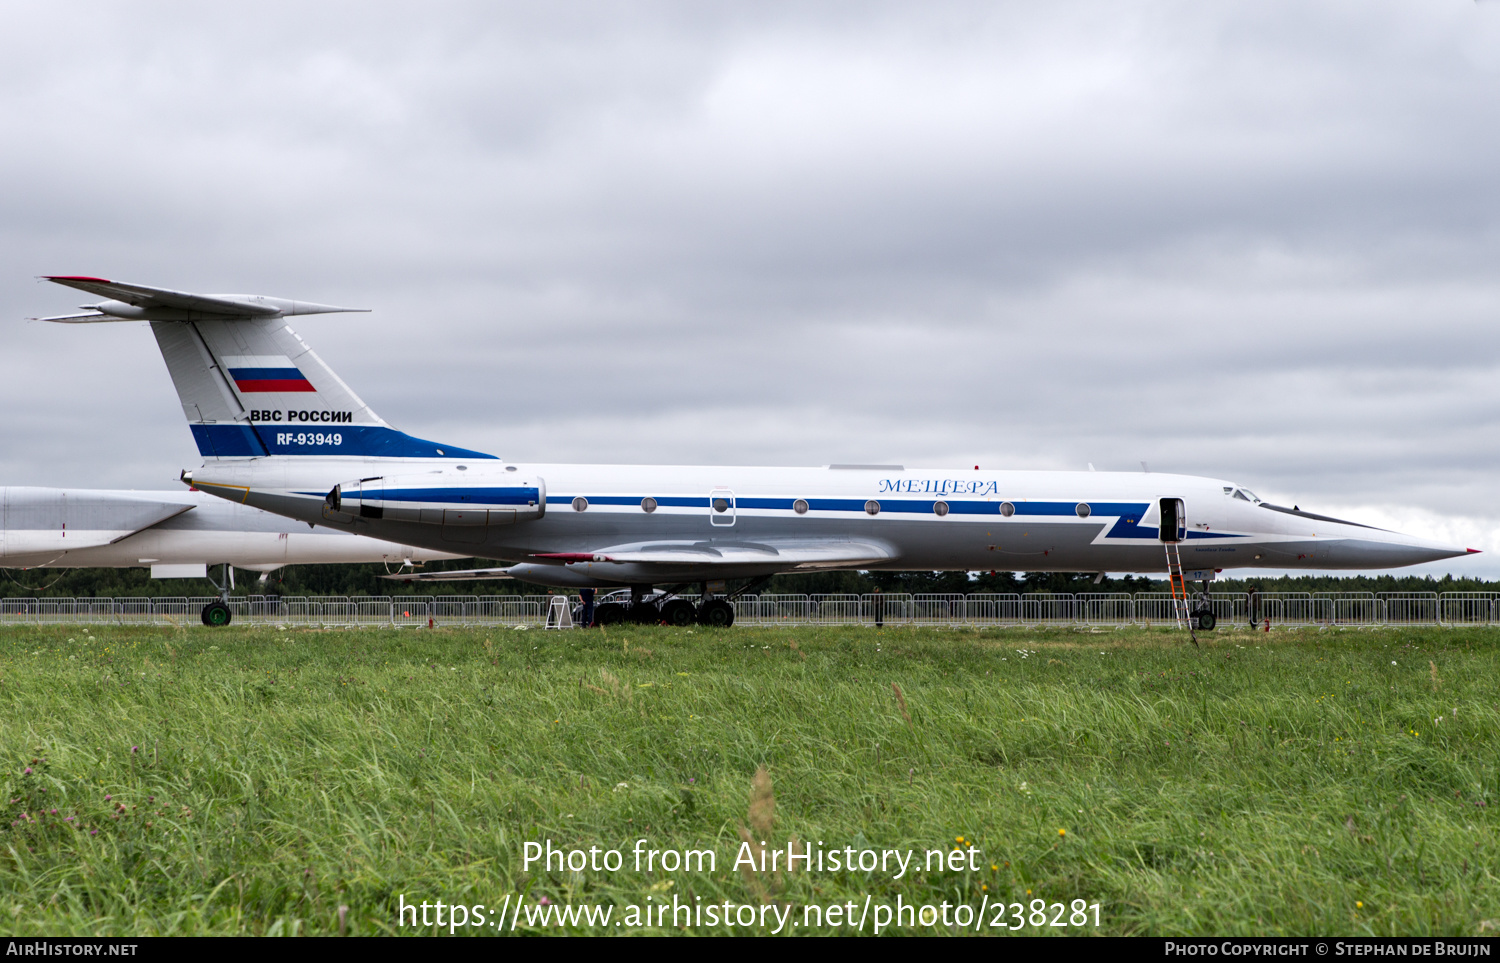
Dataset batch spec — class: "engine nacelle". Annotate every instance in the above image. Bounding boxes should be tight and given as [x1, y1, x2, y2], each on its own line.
[325, 472, 545, 527]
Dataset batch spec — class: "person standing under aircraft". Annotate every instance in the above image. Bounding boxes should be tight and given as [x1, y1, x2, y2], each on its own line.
[579, 587, 596, 627]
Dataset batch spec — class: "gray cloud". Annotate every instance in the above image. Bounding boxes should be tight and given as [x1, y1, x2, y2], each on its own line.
[4, 1, 1499, 576]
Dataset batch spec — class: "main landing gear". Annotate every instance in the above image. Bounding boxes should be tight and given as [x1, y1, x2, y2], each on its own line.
[661, 599, 697, 627]
[200, 563, 234, 627]
[586, 578, 769, 627]
[689, 576, 774, 627]
[698, 599, 735, 627]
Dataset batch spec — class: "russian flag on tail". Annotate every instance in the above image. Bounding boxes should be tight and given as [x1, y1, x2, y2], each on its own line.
[224, 355, 316, 393]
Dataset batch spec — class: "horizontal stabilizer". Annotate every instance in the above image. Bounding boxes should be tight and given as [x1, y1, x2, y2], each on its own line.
[32, 312, 124, 323]
[37, 276, 368, 321]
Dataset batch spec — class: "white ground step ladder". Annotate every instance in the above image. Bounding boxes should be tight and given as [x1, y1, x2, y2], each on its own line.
[544, 596, 573, 629]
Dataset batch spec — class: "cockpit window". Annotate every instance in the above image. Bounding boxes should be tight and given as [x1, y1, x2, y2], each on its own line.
[1234, 489, 1259, 502]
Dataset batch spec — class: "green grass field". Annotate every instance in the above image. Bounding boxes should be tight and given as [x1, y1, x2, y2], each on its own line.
[1, 621, 1496, 936]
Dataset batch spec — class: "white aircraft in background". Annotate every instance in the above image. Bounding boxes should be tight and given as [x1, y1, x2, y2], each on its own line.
[0, 486, 463, 624]
[39, 275, 1478, 628]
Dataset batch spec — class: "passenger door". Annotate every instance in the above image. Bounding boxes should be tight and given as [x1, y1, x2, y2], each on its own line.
[1158, 497, 1185, 543]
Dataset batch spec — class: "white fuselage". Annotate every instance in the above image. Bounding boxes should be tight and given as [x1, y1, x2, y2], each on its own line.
[186, 458, 1474, 588]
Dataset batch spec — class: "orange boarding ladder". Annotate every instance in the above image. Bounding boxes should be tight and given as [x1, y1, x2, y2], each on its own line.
[1157, 495, 1199, 647]
[1163, 540, 1193, 630]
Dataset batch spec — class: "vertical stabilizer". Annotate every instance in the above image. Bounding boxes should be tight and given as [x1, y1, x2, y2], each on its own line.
[40, 276, 494, 461]
[151, 317, 387, 458]
[153, 317, 494, 461]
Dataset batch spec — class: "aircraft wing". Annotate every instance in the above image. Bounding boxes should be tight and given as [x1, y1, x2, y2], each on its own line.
[381, 566, 515, 583]
[380, 540, 895, 584]
[1, 491, 194, 559]
[532, 539, 896, 570]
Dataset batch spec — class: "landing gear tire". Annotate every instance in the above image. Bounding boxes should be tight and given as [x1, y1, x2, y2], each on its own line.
[698, 599, 735, 628]
[201, 601, 232, 627]
[628, 602, 659, 624]
[1193, 609, 1217, 631]
[662, 599, 697, 627]
[595, 603, 628, 626]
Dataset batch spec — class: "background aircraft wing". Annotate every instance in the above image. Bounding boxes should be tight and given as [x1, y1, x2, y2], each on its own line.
[1, 491, 194, 559]
[103, 501, 196, 543]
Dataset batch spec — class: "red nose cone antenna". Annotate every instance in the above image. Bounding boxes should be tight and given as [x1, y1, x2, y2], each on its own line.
[1468, 548, 1482, 554]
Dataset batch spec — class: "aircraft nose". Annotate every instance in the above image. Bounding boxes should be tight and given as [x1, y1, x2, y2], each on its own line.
[1338, 534, 1477, 569]
[1252, 502, 1480, 570]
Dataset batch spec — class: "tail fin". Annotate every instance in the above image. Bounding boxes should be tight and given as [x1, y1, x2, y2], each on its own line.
[44, 277, 494, 461]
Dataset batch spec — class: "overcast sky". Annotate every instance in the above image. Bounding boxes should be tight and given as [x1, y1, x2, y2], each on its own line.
[3, 1, 1498, 577]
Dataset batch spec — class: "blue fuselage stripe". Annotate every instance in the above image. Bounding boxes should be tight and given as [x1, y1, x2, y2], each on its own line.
[190, 423, 496, 459]
[284, 486, 1250, 538]
[378, 487, 540, 506]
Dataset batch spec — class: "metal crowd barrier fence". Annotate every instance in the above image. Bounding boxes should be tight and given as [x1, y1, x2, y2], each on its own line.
[1, 591, 1498, 628]
[1439, 593, 1496, 624]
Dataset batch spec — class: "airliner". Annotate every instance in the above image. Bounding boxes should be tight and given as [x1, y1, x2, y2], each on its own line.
[37, 276, 1477, 626]
[0, 485, 463, 623]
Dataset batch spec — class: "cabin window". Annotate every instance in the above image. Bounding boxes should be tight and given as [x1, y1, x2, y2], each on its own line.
[641, 497, 657, 513]
[864, 500, 881, 515]
[572, 497, 588, 512]
[1000, 501, 1015, 517]
[1076, 503, 1091, 518]
[933, 501, 949, 516]
[793, 499, 809, 515]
